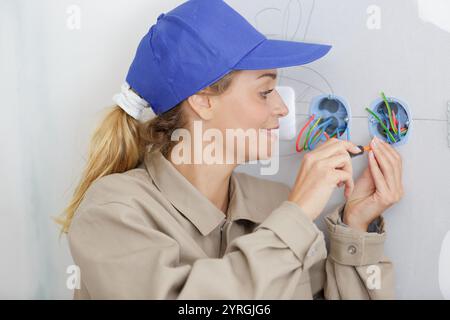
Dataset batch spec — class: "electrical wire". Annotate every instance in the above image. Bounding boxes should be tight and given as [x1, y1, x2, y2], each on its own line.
[365, 107, 397, 143]
[295, 115, 348, 153]
[303, 117, 322, 151]
[381, 92, 398, 134]
[296, 114, 315, 152]
[365, 92, 410, 144]
[308, 118, 333, 150]
[310, 123, 330, 150]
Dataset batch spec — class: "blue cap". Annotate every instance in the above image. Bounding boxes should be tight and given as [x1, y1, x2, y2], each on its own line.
[126, 0, 332, 115]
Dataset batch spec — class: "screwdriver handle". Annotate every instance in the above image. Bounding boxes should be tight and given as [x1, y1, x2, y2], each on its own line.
[349, 145, 365, 158]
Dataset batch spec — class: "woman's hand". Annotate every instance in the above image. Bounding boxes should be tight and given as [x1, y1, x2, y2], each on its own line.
[343, 136, 404, 231]
[288, 138, 362, 221]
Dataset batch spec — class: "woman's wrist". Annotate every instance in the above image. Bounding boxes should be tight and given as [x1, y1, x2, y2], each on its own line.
[343, 204, 370, 232]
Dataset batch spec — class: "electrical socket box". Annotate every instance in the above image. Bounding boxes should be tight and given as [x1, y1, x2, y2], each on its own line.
[309, 94, 352, 140]
[367, 96, 411, 146]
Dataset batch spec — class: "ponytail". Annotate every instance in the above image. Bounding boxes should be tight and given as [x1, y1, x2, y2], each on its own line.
[57, 70, 239, 234]
[56, 106, 142, 234]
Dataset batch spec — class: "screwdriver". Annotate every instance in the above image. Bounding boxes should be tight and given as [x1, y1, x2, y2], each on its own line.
[348, 145, 372, 158]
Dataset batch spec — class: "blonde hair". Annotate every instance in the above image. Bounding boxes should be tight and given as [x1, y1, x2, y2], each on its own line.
[56, 71, 238, 234]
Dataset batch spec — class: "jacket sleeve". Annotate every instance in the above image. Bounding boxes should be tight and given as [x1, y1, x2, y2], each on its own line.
[323, 204, 395, 299]
[68, 200, 326, 299]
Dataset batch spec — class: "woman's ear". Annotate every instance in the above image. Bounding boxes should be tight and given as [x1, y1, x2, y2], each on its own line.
[186, 93, 214, 120]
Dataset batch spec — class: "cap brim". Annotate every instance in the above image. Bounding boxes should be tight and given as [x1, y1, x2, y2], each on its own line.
[232, 39, 332, 70]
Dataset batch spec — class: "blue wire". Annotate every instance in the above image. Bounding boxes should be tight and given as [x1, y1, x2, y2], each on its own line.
[307, 118, 332, 150]
[308, 118, 333, 150]
[331, 127, 338, 138]
[335, 128, 341, 139]
[311, 123, 332, 150]
[309, 131, 323, 150]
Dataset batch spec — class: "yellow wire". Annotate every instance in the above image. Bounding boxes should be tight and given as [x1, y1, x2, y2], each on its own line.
[303, 117, 322, 150]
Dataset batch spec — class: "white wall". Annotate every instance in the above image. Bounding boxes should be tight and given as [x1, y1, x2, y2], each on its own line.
[1, 0, 449, 299]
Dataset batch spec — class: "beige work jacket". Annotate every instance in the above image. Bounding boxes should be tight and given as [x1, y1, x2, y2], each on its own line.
[68, 150, 394, 299]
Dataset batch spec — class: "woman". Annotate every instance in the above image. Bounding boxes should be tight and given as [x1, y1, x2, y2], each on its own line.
[59, 0, 403, 299]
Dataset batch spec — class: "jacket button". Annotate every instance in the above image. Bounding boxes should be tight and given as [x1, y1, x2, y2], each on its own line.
[347, 245, 357, 255]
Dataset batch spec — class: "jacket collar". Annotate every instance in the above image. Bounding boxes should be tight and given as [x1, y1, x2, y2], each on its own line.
[144, 151, 264, 236]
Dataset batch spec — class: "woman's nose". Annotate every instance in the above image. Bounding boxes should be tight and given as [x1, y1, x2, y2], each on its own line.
[273, 90, 289, 117]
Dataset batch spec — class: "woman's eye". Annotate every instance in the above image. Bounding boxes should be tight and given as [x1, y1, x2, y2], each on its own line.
[260, 89, 274, 99]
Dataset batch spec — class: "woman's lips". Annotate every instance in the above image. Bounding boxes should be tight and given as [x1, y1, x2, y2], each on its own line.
[265, 127, 279, 141]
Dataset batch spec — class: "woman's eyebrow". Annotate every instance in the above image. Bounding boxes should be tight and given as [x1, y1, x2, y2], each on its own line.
[257, 72, 278, 80]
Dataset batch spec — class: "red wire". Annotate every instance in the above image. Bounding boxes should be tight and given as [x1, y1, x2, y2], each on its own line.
[392, 112, 398, 133]
[296, 115, 315, 152]
[312, 129, 322, 139]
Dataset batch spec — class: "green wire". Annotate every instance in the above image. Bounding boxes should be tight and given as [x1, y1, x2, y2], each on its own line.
[303, 117, 322, 150]
[303, 118, 320, 150]
[310, 127, 326, 147]
[381, 92, 397, 134]
[365, 107, 396, 143]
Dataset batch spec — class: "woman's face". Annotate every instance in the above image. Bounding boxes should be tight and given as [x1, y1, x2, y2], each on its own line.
[207, 69, 288, 163]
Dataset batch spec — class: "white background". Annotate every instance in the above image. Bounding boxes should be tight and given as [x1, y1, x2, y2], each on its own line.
[1, 0, 449, 299]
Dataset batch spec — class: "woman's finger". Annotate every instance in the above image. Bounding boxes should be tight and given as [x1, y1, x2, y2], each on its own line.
[378, 141, 400, 192]
[315, 152, 354, 196]
[323, 152, 352, 170]
[321, 153, 354, 197]
[332, 169, 354, 199]
[371, 138, 397, 190]
[368, 148, 389, 194]
[378, 139, 403, 185]
[312, 138, 361, 161]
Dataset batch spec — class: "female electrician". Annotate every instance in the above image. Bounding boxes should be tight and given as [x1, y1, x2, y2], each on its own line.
[59, 0, 403, 299]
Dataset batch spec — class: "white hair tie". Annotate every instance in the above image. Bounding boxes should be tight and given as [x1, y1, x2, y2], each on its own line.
[112, 82, 156, 121]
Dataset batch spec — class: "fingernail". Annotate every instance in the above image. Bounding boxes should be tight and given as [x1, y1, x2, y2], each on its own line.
[369, 150, 375, 158]
[371, 137, 377, 149]
[352, 146, 361, 153]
